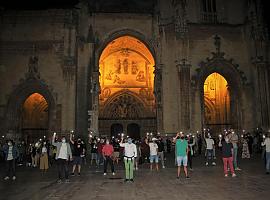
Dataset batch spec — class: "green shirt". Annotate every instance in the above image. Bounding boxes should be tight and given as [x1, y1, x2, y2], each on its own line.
[176, 139, 188, 157]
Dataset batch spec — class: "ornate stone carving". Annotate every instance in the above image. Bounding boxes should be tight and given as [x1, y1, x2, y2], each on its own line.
[173, 0, 188, 38]
[62, 56, 76, 83]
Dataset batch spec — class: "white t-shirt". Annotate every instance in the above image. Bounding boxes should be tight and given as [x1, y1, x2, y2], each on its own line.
[149, 142, 158, 156]
[120, 143, 137, 158]
[58, 143, 68, 160]
[7, 146, 13, 161]
[205, 138, 215, 150]
[262, 138, 270, 152]
[42, 147, 47, 153]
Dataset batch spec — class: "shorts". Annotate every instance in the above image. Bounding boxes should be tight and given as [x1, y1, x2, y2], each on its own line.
[176, 156, 188, 167]
[73, 156, 82, 165]
[91, 153, 97, 160]
[149, 155, 159, 163]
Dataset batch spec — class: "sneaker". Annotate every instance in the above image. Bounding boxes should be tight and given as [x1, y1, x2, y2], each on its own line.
[232, 173, 237, 177]
[162, 166, 165, 169]
[57, 179, 62, 184]
[235, 168, 241, 171]
[135, 167, 139, 171]
[71, 173, 75, 176]
[266, 172, 270, 175]
[130, 179, 134, 182]
[224, 174, 228, 177]
[4, 176, 9, 181]
[12, 176, 16, 181]
[78, 173, 81, 176]
[65, 179, 70, 183]
[205, 162, 209, 166]
[124, 179, 129, 182]
[212, 162, 216, 166]
[112, 172, 115, 176]
[177, 176, 180, 179]
[103, 173, 107, 176]
[185, 176, 190, 179]
[189, 168, 193, 171]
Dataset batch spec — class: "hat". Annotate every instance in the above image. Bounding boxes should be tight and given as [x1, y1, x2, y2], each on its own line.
[152, 137, 158, 141]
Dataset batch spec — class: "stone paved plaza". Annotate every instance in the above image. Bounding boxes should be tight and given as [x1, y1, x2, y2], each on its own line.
[1, 153, 270, 200]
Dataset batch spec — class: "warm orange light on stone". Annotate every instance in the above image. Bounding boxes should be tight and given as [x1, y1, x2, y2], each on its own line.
[99, 36, 155, 118]
[204, 72, 230, 125]
[22, 93, 48, 129]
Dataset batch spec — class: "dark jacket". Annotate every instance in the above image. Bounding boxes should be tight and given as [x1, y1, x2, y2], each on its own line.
[3, 144, 19, 161]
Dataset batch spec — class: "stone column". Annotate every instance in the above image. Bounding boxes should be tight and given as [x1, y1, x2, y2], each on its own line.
[253, 58, 270, 129]
[177, 59, 191, 131]
[154, 64, 163, 133]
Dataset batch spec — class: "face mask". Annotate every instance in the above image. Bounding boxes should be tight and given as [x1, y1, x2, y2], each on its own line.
[62, 139, 66, 143]
[8, 142, 12, 146]
[106, 141, 109, 145]
[181, 136, 185, 139]
[128, 139, 132, 144]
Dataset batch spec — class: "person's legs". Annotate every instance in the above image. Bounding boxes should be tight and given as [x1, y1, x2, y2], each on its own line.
[104, 157, 108, 174]
[233, 148, 238, 168]
[64, 160, 69, 180]
[176, 157, 181, 177]
[109, 157, 115, 173]
[183, 156, 188, 177]
[265, 152, 270, 173]
[155, 155, 159, 171]
[150, 156, 153, 170]
[124, 159, 129, 180]
[129, 159, 134, 179]
[5, 160, 11, 177]
[188, 151, 192, 169]
[228, 157, 235, 175]
[78, 165, 81, 174]
[222, 157, 228, 175]
[57, 159, 63, 180]
[11, 159, 16, 177]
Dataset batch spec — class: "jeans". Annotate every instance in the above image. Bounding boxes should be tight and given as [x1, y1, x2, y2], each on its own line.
[222, 157, 234, 175]
[104, 156, 115, 173]
[57, 159, 69, 180]
[6, 159, 16, 177]
[158, 151, 165, 167]
[266, 152, 270, 172]
[233, 148, 238, 168]
[206, 149, 214, 163]
[188, 151, 192, 169]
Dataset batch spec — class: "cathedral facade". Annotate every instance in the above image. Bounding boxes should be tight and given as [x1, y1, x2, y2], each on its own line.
[0, 0, 269, 141]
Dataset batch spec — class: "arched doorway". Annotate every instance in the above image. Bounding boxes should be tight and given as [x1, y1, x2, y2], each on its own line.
[111, 123, 123, 138]
[203, 72, 230, 133]
[98, 35, 156, 136]
[127, 123, 140, 140]
[21, 93, 49, 143]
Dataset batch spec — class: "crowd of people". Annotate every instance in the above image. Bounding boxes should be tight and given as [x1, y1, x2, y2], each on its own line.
[0, 129, 269, 183]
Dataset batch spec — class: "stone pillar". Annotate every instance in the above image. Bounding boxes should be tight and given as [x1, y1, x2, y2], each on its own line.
[154, 64, 163, 133]
[76, 38, 94, 137]
[253, 58, 270, 129]
[177, 59, 191, 131]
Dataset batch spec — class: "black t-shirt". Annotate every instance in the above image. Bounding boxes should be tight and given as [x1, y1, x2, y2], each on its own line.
[222, 141, 233, 158]
[91, 143, 98, 153]
[157, 141, 165, 152]
[73, 142, 84, 156]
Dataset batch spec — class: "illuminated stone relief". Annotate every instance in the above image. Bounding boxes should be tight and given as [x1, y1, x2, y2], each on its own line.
[99, 36, 155, 118]
[204, 72, 230, 125]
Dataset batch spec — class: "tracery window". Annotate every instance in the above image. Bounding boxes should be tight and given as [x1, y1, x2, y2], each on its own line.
[201, 0, 218, 23]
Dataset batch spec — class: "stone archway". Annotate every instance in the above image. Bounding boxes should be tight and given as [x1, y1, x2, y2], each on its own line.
[4, 79, 56, 140]
[91, 32, 159, 137]
[195, 52, 247, 134]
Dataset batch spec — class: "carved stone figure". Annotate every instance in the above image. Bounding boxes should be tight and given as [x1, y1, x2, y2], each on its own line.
[131, 61, 138, 74]
[123, 59, 129, 74]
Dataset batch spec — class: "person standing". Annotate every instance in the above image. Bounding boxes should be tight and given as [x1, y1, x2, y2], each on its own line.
[102, 139, 115, 176]
[70, 135, 85, 176]
[241, 135, 250, 159]
[157, 137, 166, 169]
[219, 136, 236, 177]
[120, 137, 137, 182]
[205, 135, 216, 166]
[3, 140, 18, 181]
[187, 135, 195, 170]
[149, 138, 159, 171]
[52, 132, 72, 183]
[174, 132, 190, 179]
[40, 141, 49, 173]
[230, 131, 241, 170]
[261, 134, 270, 174]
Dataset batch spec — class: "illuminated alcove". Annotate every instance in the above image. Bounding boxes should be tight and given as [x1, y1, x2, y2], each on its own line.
[204, 72, 230, 126]
[99, 36, 155, 119]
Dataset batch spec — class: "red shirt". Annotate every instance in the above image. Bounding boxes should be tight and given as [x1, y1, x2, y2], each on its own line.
[102, 144, 114, 156]
[97, 143, 104, 154]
